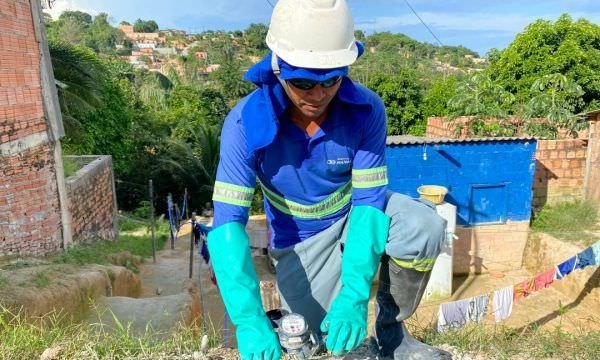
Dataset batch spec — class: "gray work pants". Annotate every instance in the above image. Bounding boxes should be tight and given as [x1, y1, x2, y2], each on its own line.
[269, 192, 446, 336]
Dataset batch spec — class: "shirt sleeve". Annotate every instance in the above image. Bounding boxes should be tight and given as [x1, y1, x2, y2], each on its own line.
[351, 94, 388, 211]
[212, 107, 257, 228]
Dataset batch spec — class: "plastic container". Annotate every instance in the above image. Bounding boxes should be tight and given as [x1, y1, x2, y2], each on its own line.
[417, 185, 448, 204]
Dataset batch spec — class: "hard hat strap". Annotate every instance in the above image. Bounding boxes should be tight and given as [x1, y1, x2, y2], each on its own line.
[271, 53, 292, 95]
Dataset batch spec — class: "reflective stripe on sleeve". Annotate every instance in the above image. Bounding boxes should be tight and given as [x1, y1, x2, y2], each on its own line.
[212, 181, 255, 207]
[352, 166, 388, 188]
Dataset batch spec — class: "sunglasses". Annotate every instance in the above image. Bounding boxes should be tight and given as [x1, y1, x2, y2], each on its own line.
[287, 76, 342, 90]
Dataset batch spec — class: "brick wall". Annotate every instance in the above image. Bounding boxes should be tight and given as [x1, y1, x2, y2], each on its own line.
[0, 0, 47, 142]
[0, 143, 62, 255]
[453, 221, 530, 274]
[426, 117, 461, 138]
[586, 117, 600, 202]
[533, 139, 587, 208]
[65, 156, 118, 243]
[0, 0, 63, 256]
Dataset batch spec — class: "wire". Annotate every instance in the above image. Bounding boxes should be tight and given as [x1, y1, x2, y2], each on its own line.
[402, 0, 444, 47]
[265, 0, 275, 8]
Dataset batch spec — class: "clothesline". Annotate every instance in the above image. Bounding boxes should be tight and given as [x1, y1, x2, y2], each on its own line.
[436, 240, 600, 333]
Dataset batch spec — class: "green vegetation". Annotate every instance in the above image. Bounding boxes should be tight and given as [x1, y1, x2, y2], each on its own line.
[418, 322, 600, 359]
[53, 232, 168, 268]
[1, 306, 596, 359]
[46, 11, 123, 54]
[0, 307, 215, 359]
[133, 18, 159, 33]
[532, 200, 599, 246]
[488, 14, 600, 111]
[62, 156, 79, 178]
[32, 272, 51, 288]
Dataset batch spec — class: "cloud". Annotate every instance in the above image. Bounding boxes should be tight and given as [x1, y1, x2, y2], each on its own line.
[45, 0, 99, 19]
[356, 12, 538, 33]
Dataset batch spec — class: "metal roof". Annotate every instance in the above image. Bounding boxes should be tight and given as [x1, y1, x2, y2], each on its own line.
[386, 135, 536, 145]
[585, 109, 600, 120]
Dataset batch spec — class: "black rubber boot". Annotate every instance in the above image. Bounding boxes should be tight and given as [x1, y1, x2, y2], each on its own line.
[375, 256, 452, 359]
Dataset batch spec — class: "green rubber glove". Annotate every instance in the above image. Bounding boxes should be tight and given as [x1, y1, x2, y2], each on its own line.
[320, 206, 390, 356]
[207, 222, 282, 360]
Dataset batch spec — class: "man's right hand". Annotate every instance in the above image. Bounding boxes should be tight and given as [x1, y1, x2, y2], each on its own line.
[207, 222, 281, 360]
[237, 316, 282, 360]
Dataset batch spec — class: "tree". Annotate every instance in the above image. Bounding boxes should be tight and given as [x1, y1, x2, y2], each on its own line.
[524, 73, 586, 138]
[487, 14, 600, 111]
[55, 18, 87, 45]
[366, 69, 424, 135]
[421, 75, 459, 119]
[448, 73, 514, 119]
[210, 46, 254, 104]
[48, 40, 105, 133]
[354, 29, 366, 42]
[447, 73, 516, 136]
[133, 18, 159, 33]
[59, 10, 92, 27]
[152, 124, 221, 210]
[244, 23, 268, 53]
[166, 85, 229, 139]
[86, 13, 122, 53]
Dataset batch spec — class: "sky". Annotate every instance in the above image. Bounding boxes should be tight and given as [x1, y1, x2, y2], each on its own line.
[46, 0, 600, 56]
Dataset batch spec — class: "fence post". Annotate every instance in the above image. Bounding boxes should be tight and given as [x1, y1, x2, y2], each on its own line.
[149, 180, 156, 263]
[189, 212, 196, 279]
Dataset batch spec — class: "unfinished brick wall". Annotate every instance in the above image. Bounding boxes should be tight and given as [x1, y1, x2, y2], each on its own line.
[533, 139, 587, 208]
[0, 0, 63, 256]
[426, 117, 461, 138]
[65, 156, 118, 243]
[586, 117, 600, 202]
[0, 0, 46, 142]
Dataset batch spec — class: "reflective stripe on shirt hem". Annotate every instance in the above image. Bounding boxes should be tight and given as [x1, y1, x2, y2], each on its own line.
[260, 180, 352, 219]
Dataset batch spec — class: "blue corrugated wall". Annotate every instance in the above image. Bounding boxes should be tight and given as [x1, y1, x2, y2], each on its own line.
[385, 140, 537, 225]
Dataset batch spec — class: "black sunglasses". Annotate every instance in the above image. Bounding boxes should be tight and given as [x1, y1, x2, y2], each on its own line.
[287, 76, 342, 90]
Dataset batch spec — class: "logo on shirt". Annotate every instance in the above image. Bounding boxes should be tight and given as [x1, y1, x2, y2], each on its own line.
[327, 157, 351, 165]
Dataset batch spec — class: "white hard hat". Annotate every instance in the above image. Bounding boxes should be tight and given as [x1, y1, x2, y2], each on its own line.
[266, 0, 358, 69]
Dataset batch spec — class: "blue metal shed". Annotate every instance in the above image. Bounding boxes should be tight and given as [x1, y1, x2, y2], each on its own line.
[385, 136, 537, 226]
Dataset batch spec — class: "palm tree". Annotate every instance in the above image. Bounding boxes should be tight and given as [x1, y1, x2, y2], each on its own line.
[48, 40, 105, 135]
[152, 124, 221, 208]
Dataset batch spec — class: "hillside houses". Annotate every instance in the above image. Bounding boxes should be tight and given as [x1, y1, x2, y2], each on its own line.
[117, 25, 219, 75]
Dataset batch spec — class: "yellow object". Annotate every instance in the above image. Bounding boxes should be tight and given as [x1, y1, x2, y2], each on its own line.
[417, 185, 448, 204]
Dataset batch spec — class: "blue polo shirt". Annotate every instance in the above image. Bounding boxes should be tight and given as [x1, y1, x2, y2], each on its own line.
[212, 80, 388, 248]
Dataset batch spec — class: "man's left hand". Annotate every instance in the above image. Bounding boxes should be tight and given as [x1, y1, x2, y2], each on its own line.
[320, 296, 367, 356]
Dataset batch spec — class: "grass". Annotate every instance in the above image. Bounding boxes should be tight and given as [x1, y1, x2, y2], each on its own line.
[62, 156, 80, 178]
[0, 306, 215, 359]
[118, 214, 148, 232]
[32, 272, 50, 288]
[0, 274, 7, 289]
[532, 200, 599, 246]
[0, 305, 597, 360]
[53, 221, 169, 269]
[417, 322, 600, 359]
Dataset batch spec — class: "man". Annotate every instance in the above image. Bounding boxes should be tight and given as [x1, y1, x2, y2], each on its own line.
[207, 0, 450, 359]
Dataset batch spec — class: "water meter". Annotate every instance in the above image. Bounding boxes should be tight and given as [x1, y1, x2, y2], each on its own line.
[268, 310, 320, 359]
